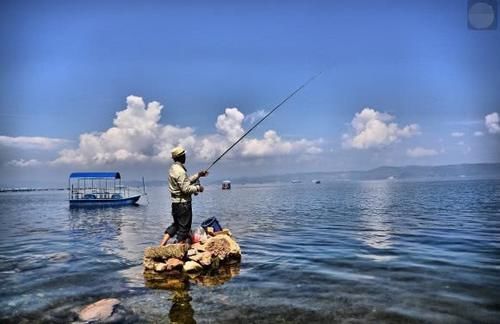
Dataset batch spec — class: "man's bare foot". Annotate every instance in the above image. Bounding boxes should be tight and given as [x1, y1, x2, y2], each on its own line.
[159, 234, 170, 246]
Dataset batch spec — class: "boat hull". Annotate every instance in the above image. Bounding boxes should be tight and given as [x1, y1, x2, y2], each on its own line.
[69, 195, 141, 207]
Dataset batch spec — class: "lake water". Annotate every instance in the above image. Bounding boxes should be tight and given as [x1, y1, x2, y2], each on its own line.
[0, 179, 499, 323]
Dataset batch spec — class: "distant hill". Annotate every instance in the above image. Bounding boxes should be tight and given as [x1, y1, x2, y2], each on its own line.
[215, 163, 500, 185]
[118, 163, 500, 188]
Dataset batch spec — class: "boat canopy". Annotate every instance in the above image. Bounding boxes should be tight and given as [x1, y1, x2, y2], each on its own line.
[69, 172, 121, 179]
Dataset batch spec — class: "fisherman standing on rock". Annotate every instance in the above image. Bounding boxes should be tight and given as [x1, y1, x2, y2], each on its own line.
[160, 146, 208, 246]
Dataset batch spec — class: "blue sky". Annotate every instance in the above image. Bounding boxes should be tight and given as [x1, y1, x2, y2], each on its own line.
[1, 0, 499, 185]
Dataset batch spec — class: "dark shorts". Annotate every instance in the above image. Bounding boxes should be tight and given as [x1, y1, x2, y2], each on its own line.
[164, 201, 192, 242]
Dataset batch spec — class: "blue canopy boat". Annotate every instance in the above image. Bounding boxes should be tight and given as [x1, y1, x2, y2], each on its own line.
[68, 172, 141, 207]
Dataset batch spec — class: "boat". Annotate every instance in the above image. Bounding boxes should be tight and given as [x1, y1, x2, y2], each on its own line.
[68, 172, 141, 207]
[222, 180, 231, 190]
[291, 180, 302, 183]
[312, 179, 321, 184]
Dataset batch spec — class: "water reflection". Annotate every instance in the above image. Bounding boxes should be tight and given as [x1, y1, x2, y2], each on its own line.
[144, 263, 241, 323]
[357, 181, 396, 255]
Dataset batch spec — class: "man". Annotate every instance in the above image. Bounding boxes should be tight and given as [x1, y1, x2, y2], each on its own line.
[160, 146, 208, 246]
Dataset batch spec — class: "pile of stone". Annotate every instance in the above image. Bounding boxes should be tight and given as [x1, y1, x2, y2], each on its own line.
[143, 227, 241, 277]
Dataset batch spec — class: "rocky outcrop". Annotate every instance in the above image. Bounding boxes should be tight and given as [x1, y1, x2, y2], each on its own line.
[143, 227, 241, 280]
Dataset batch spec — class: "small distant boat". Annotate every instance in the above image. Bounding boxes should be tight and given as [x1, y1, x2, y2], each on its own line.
[68, 172, 141, 207]
[291, 180, 301, 183]
[312, 179, 321, 184]
[222, 180, 231, 190]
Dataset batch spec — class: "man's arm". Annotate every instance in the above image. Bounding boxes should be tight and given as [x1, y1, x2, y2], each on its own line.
[177, 171, 201, 194]
[189, 170, 209, 184]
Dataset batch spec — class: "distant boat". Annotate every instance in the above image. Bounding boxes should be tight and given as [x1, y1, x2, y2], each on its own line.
[312, 180, 321, 184]
[222, 180, 231, 190]
[291, 180, 301, 183]
[68, 172, 141, 207]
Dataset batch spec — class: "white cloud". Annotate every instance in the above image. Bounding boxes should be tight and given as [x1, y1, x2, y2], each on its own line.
[485, 112, 500, 134]
[51, 95, 323, 166]
[473, 131, 484, 136]
[215, 108, 245, 141]
[0, 136, 69, 150]
[342, 108, 419, 149]
[241, 130, 323, 157]
[451, 132, 464, 137]
[6, 159, 42, 167]
[244, 109, 267, 124]
[406, 147, 438, 158]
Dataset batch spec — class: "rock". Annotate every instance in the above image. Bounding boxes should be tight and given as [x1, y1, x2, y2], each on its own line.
[191, 242, 205, 252]
[143, 257, 156, 271]
[154, 262, 168, 272]
[166, 258, 184, 271]
[183, 261, 202, 273]
[204, 234, 241, 261]
[199, 252, 213, 267]
[144, 244, 188, 260]
[221, 228, 233, 237]
[187, 249, 197, 257]
[188, 253, 203, 262]
[78, 298, 120, 322]
[206, 227, 215, 236]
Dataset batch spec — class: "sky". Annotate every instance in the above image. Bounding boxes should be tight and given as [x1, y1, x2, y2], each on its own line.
[0, 0, 499, 186]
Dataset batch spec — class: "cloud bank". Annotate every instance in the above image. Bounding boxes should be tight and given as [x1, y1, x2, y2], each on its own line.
[6, 159, 42, 167]
[51, 95, 322, 166]
[342, 108, 419, 149]
[0, 136, 69, 150]
[406, 147, 438, 158]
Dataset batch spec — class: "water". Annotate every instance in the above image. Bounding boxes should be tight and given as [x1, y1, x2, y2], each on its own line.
[0, 179, 499, 323]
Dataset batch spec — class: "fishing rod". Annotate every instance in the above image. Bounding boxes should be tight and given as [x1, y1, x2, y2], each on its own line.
[205, 71, 323, 172]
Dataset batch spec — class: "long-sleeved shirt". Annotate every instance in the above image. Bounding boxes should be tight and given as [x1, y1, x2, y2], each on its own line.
[168, 162, 201, 203]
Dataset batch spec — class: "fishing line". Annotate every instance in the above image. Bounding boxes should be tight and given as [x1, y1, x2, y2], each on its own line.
[206, 71, 323, 171]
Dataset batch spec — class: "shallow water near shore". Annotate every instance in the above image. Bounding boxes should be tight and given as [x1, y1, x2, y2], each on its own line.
[0, 179, 499, 323]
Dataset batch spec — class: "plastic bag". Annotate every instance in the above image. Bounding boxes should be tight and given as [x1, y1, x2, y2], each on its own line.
[191, 226, 207, 244]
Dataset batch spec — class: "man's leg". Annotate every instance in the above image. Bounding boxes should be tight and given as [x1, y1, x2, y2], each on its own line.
[176, 202, 193, 243]
[160, 203, 180, 246]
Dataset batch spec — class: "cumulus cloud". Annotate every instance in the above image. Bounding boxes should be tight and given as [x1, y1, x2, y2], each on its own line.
[451, 132, 464, 137]
[241, 130, 323, 157]
[6, 159, 42, 167]
[215, 108, 245, 141]
[342, 108, 419, 149]
[406, 147, 438, 158]
[51, 95, 322, 166]
[485, 112, 500, 134]
[0, 135, 69, 150]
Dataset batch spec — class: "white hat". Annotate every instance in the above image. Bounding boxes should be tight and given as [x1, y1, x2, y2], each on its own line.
[171, 146, 185, 158]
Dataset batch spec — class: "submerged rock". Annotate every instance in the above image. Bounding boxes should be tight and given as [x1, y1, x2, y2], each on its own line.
[78, 298, 120, 322]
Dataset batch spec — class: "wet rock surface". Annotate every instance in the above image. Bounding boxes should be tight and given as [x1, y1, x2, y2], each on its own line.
[78, 298, 120, 322]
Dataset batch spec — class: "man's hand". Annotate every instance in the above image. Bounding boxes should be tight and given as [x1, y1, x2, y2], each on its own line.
[198, 170, 209, 177]
[198, 185, 204, 192]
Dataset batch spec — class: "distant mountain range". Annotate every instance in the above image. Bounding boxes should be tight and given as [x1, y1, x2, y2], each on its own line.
[206, 163, 500, 185]
[1, 163, 498, 191]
